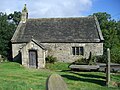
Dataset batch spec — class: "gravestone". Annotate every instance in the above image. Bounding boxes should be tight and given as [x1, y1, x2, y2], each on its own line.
[106, 48, 110, 86]
[46, 74, 68, 90]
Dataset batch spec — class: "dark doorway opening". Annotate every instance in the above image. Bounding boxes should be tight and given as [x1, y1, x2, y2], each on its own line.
[29, 50, 38, 68]
[14, 51, 22, 64]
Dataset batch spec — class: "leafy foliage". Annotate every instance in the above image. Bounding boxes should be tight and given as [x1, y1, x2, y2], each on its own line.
[95, 55, 106, 63]
[111, 46, 120, 64]
[72, 58, 88, 65]
[73, 52, 97, 65]
[92, 12, 120, 63]
[8, 11, 21, 26]
[88, 56, 96, 65]
[45, 55, 57, 63]
[0, 12, 21, 60]
[73, 57, 96, 65]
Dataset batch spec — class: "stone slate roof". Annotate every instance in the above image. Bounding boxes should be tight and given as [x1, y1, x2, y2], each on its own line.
[11, 16, 104, 43]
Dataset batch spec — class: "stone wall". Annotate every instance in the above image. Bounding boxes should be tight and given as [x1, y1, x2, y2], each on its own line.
[42, 42, 103, 62]
[12, 41, 45, 68]
[21, 41, 45, 68]
[12, 42, 103, 68]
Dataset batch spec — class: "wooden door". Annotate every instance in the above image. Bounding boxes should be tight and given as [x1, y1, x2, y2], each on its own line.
[29, 50, 38, 68]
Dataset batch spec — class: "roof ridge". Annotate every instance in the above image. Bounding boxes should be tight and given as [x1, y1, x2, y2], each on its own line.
[27, 16, 93, 20]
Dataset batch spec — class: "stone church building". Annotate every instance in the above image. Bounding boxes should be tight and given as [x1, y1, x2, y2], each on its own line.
[11, 5, 104, 68]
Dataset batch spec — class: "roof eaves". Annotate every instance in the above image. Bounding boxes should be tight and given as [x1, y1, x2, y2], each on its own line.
[94, 15, 104, 41]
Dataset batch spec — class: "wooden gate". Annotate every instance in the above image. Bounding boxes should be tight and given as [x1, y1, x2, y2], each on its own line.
[29, 50, 38, 68]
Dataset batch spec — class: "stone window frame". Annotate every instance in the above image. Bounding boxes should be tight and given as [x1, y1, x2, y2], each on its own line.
[72, 46, 84, 56]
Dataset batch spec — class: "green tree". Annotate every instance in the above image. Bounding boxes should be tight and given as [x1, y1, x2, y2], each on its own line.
[102, 20, 119, 49]
[117, 21, 120, 40]
[93, 12, 111, 29]
[8, 11, 21, 26]
[92, 12, 120, 63]
[0, 12, 21, 60]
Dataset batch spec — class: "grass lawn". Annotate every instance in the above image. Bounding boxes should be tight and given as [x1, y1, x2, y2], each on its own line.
[0, 62, 120, 90]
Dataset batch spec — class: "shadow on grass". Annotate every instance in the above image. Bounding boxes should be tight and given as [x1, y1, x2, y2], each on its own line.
[71, 72, 106, 79]
[61, 70, 105, 79]
[62, 74, 106, 86]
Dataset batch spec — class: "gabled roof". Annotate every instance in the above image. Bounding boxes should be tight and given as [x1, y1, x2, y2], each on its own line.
[20, 38, 47, 51]
[11, 16, 104, 43]
[30, 39, 47, 50]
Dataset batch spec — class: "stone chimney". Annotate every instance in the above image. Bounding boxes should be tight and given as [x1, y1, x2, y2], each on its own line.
[21, 4, 28, 23]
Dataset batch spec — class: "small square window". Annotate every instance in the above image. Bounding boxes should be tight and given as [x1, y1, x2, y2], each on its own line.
[72, 47, 84, 55]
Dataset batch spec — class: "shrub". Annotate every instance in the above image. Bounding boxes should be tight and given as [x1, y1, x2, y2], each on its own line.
[72, 58, 88, 65]
[111, 46, 120, 64]
[73, 52, 97, 65]
[95, 55, 106, 63]
[86, 52, 96, 65]
[99, 47, 120, 64]
[88, 55, 97, 65]
[45, 55, 57, 63]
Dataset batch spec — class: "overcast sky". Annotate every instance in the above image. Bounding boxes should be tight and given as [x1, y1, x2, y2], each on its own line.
[0, 0, 120, 20]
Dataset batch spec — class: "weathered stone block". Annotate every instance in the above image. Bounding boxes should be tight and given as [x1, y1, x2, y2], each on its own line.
[46, 74, 68, 90]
